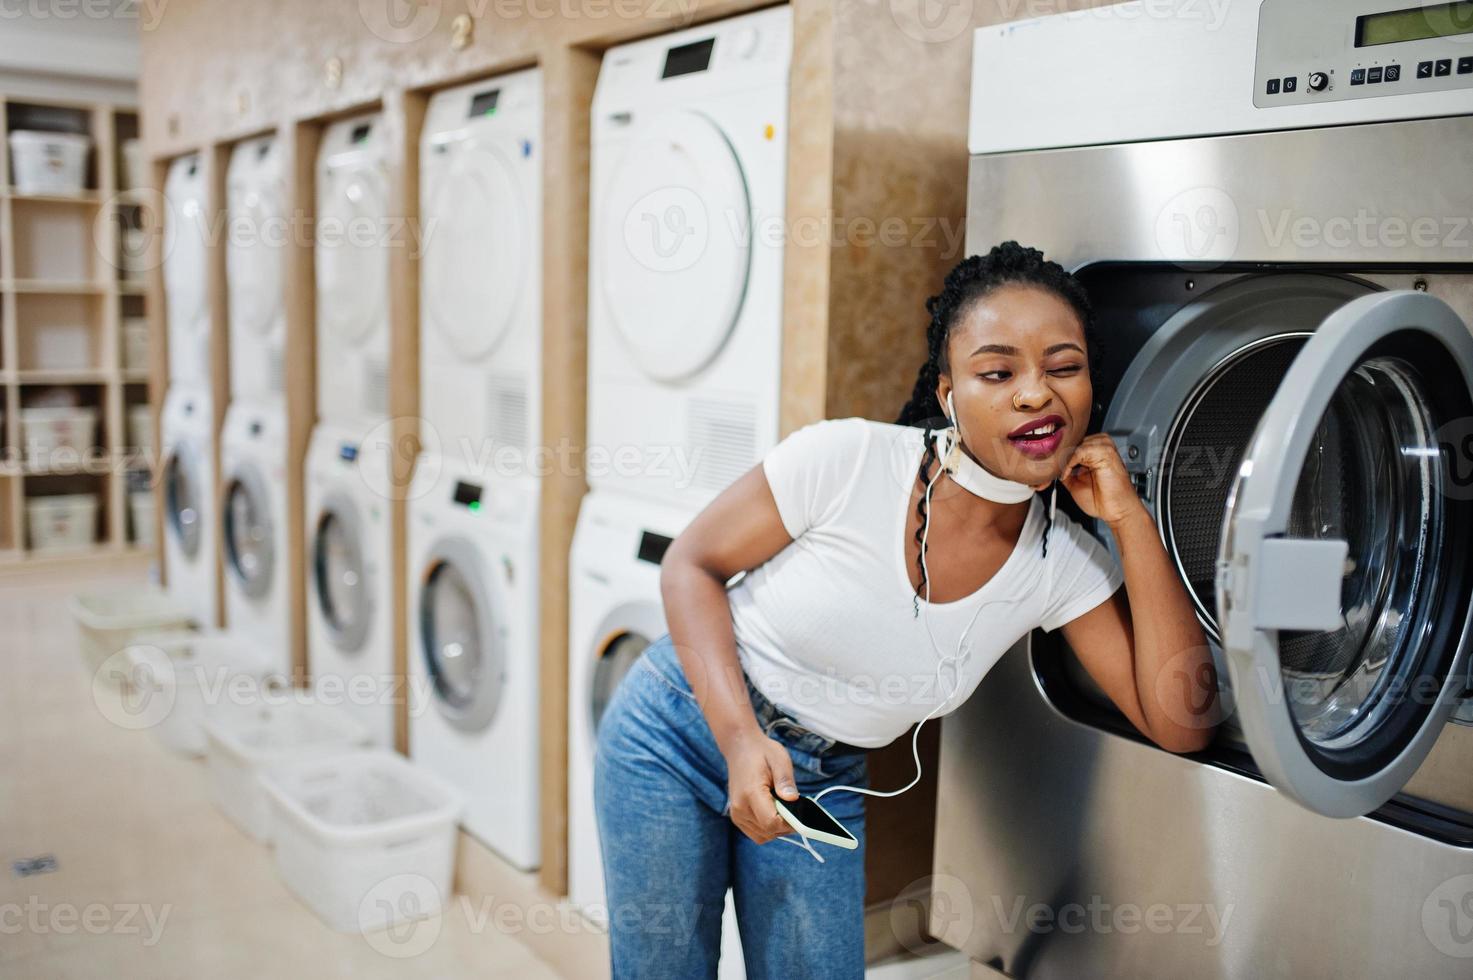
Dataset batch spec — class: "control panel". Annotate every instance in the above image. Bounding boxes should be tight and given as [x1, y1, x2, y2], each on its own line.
[1257, 0, 1473, 107]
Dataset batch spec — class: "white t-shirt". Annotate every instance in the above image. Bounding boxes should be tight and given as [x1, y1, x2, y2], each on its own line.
[728, 417, 1125, 748]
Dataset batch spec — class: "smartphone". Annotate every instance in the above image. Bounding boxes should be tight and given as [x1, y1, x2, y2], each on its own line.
[771, 792, 858, 850]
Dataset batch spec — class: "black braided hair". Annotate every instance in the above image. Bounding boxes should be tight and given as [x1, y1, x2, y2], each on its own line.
[895, 241, 1100, 614]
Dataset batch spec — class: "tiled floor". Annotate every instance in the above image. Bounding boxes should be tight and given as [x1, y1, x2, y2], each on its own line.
[0, 563, 561, 979]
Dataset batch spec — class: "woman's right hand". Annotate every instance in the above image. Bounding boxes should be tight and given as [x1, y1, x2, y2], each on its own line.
[724, 729, 801, 844]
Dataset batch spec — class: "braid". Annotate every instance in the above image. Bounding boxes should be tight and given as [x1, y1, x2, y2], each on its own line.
[911, 430, 939, 618]
[896, 242, 1098, 585]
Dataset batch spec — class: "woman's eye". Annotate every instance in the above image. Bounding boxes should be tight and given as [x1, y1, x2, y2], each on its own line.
[978, 371, 1011, 382]
[1049, 364, 1084, 376]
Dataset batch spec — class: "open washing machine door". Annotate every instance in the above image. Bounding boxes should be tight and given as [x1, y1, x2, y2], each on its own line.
[599, 109, 750, 382]
[164, 440, 203, 559]
[312, 492, 372, 654]
[1217, 290, 1473, 818]
[422, 137, 526, 362]
[417, 537, 507, 733]
[587, 601, 666, 741]
[223, 462, 275, 599]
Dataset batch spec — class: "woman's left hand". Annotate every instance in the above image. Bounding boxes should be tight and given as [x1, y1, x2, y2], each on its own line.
[1041, 433, 1145, 527]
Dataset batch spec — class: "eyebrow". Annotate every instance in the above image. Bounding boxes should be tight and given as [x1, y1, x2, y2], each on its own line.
[968, 341, 1086, 358]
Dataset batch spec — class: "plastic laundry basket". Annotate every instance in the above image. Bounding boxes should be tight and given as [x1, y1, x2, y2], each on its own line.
[9, 130, 90, 195]
[69, 588, 197, 680]
[260, 750, 463, 933]
[121, 633, 286, 756]
[204, 699, 372, 844]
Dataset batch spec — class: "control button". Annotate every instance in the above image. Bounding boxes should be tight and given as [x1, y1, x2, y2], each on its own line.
[1308, 71, 1330, 91]
[1283, 75, 1298, 92]
[1351, 68, 1366, 85]
[1418, 60, 1435, 78]
[1266, 77, 1281, 94]
[1368, 66, 1384, 83]
[1436, 58, 1452, 76]
[1460, 56, 1473, 74]
[1385, 65, 1401, 82]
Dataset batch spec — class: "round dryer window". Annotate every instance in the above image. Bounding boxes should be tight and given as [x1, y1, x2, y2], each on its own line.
[599, 110, 751, 382]
[223, 465, 275, 599]
[312, 497, 371, 653]
[588, 601, 666, 739]
[164, 172, 210, 341]
[422, 141, 526, 361]
[317, 165, 390, 347]
[418, 537, 506, 732]
[227, 181, 285, 339]
[164, 443, 202, 559]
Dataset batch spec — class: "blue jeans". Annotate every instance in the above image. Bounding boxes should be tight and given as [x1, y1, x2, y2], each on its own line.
[593, 633, 870, 979]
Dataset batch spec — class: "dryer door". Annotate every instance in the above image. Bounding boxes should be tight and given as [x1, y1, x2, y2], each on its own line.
[164, 441, 202, 559]
[418, 536, 506, 733]
[588, 601, 666, 741]
[227, 157, 285, 337]
[1218, 290, 1473, 818]
[164, 157, 208, 346]
[311, 494, 372, 653]
[599, 109, 751, 382]
[317, 163, 390, 348]
[422, 139, 526, 362]
[223, 463, 275, 598]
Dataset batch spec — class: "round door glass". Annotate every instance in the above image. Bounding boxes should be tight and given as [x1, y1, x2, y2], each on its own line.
[591, 631, 650, 735]
[224, 478, 273, 594]
[165, 165, 208, 337]
[1268, 355, 1444, 750]
[421, 560, 486, 711]
[317, 166, 389, 347]
[227, 181, 284, 337]
[314, 512, 365, 642]
[165, 450, 200, 558]
[423, 144, 525, 361]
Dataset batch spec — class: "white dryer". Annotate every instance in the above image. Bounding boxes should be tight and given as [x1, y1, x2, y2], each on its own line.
[305, 422, 395, 746]
[420, 70, 542, 459]
[226, 135, 287, 403]
[588, 6, 791, 510]
[161, 386, 217, 628]
[407, 456, 540, 869]
[220, 402, 289, 671]
[315, 114, 391, 428]
[164, 154, 211, 388]
[567, 489, 745, 976]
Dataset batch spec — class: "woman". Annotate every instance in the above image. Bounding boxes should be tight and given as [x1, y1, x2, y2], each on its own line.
[593, 242, 1218, 978]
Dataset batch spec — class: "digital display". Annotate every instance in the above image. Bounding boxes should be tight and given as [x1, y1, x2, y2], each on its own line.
[661, 38, 715, 79]
[350, 123, 372, 144]
[775, 794, 856, 841]
[453, 481, 483, 508]
[338, 444, 359, 462]
[469, 89, 500, 117]
[637, 531, 673, 565]
[1356, 1, 1473, 46]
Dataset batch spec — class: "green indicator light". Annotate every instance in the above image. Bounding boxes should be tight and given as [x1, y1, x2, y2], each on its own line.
[468, 501, 481, 512]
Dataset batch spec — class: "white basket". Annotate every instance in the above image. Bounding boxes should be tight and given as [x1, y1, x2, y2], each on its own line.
[204, 700, 373, 844]
[68, 587, 197, 679]
[21, 405, 97, 457]
[261, 750, 463, 933]
[120, 633, 285, 756]
[121, 138, 144, 191]
[123, 318, 150, 370]
[127, 403, 153, 454]
[28, 493, 97, 552]
[9, 130, 90, 195]
[31, 322, 93, 370]
[128, 489, 153, 544]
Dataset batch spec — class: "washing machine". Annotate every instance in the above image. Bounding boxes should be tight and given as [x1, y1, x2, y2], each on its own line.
[405, 457, 540, 867]
[164, 153, 210, 388]
[932, 4, 1473, 977]
[305, 421, 395, 746]
[315, 113, 390, 429]
[219, 402, 288, 670]
[160, 386, 217, 629]
[226, 134, 286, 403]
[567, 490, 746, 975]
[419, 70, 542, 459]
[588, 6, 791, 510]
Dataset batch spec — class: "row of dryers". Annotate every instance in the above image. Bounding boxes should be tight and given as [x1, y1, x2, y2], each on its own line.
[154, 5, 788, 956]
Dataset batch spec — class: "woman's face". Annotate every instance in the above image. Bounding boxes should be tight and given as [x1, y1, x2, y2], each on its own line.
[935, 284, 1093, 488]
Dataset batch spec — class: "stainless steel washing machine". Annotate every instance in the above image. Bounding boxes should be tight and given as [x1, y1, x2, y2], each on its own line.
[933, 3, 1473, 977]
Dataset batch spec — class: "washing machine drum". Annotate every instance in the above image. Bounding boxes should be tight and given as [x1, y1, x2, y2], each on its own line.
[312, 498, 371, 653]
[422, 141, 526, 361]
[588, 601, 667, 738]
[418, 538, 506, 732]
[223, 464, 275, 598]
[164, 442, 202, 559]
[317, 164, 389, 348]
[600, 109, 751, 382]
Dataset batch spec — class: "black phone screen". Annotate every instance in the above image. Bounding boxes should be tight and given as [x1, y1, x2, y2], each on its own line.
[777, 794, 855, 840]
